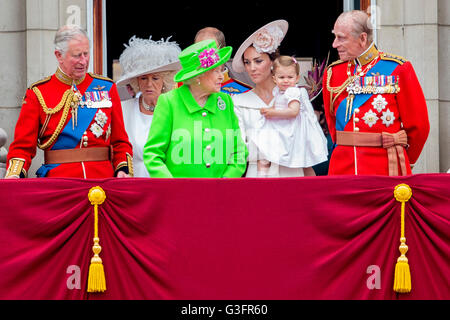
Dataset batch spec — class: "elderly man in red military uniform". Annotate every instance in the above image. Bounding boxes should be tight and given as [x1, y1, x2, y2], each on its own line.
[5, 25, 133, 179]
[323, 10, 430, 176]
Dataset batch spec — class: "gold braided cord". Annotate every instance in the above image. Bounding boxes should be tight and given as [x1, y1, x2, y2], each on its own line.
[37, 104, 71, 150]
[326, 67, 354, 113]
[32, 87, 75, 149]
[37, 93, 74, 150]
[32, 87, 73, 115]
[326, 55, 379, 113]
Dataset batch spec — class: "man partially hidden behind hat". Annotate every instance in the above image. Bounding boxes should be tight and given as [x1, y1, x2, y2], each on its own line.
[194, 27, 253, 95]
[323, 10, 430, 176]
[5, 25, 133, 179]
[116, 36, 181, 177]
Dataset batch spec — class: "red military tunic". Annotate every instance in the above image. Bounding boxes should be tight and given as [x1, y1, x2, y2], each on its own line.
[323, 44, 430, 176]
[6, 69, 133, 178]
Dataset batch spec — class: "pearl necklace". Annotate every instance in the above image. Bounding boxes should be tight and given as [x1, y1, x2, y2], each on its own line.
[141, 97, 155, 112]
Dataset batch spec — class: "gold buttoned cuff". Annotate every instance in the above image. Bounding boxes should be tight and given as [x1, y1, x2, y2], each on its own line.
[5, 158, 27, 178]
[126, 153, 134, 177]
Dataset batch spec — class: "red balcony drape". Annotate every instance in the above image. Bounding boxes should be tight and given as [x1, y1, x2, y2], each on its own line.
[0, 174, 449, 299]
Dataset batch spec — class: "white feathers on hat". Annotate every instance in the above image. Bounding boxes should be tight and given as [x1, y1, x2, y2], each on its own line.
[116, 36, 182, 87]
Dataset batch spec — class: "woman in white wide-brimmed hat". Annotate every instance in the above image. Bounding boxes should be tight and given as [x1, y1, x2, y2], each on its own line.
[117, 36, 181, 177]
[231, 19, 312, 177]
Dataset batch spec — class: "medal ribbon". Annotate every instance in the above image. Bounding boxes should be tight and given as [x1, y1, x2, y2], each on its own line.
[336, 59, 399, 132]
[36, 77, 113, 177]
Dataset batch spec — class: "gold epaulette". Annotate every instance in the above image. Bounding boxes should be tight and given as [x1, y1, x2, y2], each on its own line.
[380, 53, 408, 65]
[89, 73, 114, 82]
[29, 76, 52, 89]
[327, 59, 345, 70]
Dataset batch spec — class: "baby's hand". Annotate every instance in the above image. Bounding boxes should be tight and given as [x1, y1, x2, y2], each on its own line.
[260, 107, 274, 118]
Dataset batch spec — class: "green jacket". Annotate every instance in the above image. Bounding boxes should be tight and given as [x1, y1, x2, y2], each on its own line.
[143, 85, 248, 178]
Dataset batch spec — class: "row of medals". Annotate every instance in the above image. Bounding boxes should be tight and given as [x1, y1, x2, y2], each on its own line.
[344, 67, 401, 121]
[70, 88, 112, 129]
[347, 76, 401, 95]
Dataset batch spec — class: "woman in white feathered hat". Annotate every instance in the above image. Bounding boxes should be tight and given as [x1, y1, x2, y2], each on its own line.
[117, 36, 181, 177]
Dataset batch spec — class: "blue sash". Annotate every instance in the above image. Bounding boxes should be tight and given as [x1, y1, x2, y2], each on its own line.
[221, 79, 251, 95]
[335, 60, 399, 132]
[37, 78, 113, 177]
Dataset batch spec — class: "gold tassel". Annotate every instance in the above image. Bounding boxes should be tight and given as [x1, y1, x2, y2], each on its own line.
[87, 186, 107, 293]
[393, 184, 412, 293]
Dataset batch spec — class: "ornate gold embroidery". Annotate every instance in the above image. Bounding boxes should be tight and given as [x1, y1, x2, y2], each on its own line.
[381, 53, 407, 65]
[89, 73, 113, 83]
[30, 76, 52, 89]
[55, 68, 85, 86]
[5, 158, 26, 178]
[126, 153, 134, 177]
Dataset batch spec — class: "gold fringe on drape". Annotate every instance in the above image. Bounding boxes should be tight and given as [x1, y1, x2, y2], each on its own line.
[393, 184, 413, 293]
[87, 186, 107, 293]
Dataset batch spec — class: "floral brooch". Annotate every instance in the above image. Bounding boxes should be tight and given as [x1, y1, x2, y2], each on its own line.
[198, 48, 220, 69]
[253, 26, 284, 54]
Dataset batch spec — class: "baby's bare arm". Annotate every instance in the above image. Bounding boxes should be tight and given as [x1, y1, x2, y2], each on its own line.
[260, 100, 300, 119]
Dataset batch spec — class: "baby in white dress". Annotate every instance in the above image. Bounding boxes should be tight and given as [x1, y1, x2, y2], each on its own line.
[252, 56, 328, 177]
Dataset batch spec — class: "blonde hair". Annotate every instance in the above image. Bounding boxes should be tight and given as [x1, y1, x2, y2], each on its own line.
[272, 55, 300, 75]
[130, 70, 177, 94]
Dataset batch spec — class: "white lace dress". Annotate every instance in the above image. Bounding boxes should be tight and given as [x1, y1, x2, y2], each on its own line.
[233, 90, 304, 177]
[121, 94, 153, 177]
[251, 86, 328, 169]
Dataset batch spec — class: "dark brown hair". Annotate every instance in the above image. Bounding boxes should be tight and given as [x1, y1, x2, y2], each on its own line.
[241, 45, 280, 64]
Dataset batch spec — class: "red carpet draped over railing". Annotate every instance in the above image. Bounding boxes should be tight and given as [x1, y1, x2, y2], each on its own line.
[0, 174, 449, 300]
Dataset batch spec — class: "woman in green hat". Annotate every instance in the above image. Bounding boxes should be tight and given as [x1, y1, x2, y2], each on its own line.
[143, 39, 248, 178]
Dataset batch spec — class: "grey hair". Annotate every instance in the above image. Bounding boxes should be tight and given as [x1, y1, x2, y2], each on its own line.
[54, 25, 89, 56]
[130, 70, 177, 94]
[337, 10, 373, 43]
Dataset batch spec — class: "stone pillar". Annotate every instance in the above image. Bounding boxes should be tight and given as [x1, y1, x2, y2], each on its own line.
[439, 0, 450, 172]
[0, 0, 26, 159]
[377, 0, 442, 173]
[0, 0, 89, 177]
[25, 0, 62, 176]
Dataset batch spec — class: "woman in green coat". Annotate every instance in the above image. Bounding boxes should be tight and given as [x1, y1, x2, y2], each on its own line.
[143, 39, 248, 178]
